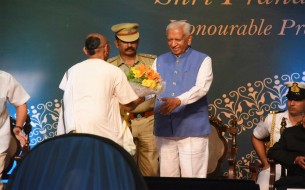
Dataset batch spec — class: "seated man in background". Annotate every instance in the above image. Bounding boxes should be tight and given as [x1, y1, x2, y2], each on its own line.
[251, 81, 305, 190]
[268, 112, 305, 190]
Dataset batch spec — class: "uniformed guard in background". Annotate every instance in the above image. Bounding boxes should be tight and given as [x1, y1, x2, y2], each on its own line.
[251, 81, 305, 190]
[108, 23, 159, 176]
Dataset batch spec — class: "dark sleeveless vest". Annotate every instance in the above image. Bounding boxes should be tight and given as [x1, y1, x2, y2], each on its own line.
[154, 48, 211, 137]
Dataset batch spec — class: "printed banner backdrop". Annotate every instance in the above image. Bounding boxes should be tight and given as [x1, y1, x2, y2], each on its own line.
[1, 0, 305, 179]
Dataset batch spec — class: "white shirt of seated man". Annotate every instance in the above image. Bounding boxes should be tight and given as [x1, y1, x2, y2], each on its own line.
[253, 110, 292, 190]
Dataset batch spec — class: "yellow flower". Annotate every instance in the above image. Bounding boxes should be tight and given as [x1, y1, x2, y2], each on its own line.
[142, 79, 156, 89]
[155, 83, 162, 90]
[127, 63, 163, 91]
[131, 67, 141, 78]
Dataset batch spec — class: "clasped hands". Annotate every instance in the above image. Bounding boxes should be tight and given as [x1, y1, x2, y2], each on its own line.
[158, 97, 181, 115]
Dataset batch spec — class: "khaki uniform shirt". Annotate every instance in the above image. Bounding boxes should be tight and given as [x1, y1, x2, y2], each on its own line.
[108, 54, 156, 113]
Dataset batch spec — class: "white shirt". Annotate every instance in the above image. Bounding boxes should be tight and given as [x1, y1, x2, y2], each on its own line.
[0, 70, 30, 153]
[57, 59, 138, 146]
[152, 56, 213, 106]
[253, 110, 293, 142]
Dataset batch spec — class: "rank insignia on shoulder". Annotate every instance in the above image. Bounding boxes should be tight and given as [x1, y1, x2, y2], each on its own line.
[139, 53, 157, 59]
[107, 57, 118, 63]
[269, 110, 286, 114]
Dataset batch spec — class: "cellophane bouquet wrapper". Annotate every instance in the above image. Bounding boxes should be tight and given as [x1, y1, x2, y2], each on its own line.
[129, 81, 165, 97]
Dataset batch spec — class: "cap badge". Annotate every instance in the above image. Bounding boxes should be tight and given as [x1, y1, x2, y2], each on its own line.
[291, 82, 300, 93]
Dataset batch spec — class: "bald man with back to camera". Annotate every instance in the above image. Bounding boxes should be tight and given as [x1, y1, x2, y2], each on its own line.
[57, 33, 145, 149]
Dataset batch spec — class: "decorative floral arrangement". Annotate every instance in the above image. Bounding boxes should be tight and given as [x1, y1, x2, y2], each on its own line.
[127, 63, 164, 97]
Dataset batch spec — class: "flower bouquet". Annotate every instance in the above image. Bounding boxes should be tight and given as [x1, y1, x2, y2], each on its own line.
[127, 63, 164, 97]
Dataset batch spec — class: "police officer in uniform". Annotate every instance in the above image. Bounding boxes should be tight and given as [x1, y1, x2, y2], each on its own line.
[252, 81, 305, 190]
[108, 23, 159, 176]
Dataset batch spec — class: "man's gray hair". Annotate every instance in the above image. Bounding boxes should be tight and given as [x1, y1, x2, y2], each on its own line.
[166, 20, 191, 35]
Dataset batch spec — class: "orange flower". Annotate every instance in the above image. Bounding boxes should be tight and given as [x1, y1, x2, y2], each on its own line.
[145, 68, 160, 81]
[128, 63, 163, 90]
[137, 64, 146, 77]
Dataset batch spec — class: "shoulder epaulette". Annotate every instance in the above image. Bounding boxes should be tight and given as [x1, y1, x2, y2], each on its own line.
[269, 110, 286, 114]
[138, 53, 157, 59]
[107, 56, 118, 63]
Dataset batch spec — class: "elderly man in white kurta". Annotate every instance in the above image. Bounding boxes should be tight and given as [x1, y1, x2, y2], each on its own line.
[0, 70, 29, 190]
[57, 33, 144, 147]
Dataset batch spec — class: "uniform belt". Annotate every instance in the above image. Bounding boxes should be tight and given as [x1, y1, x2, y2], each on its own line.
[129, 110, 154, 120]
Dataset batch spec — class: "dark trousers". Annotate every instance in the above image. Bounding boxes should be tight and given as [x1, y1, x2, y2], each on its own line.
[274, 176, 305, 190]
